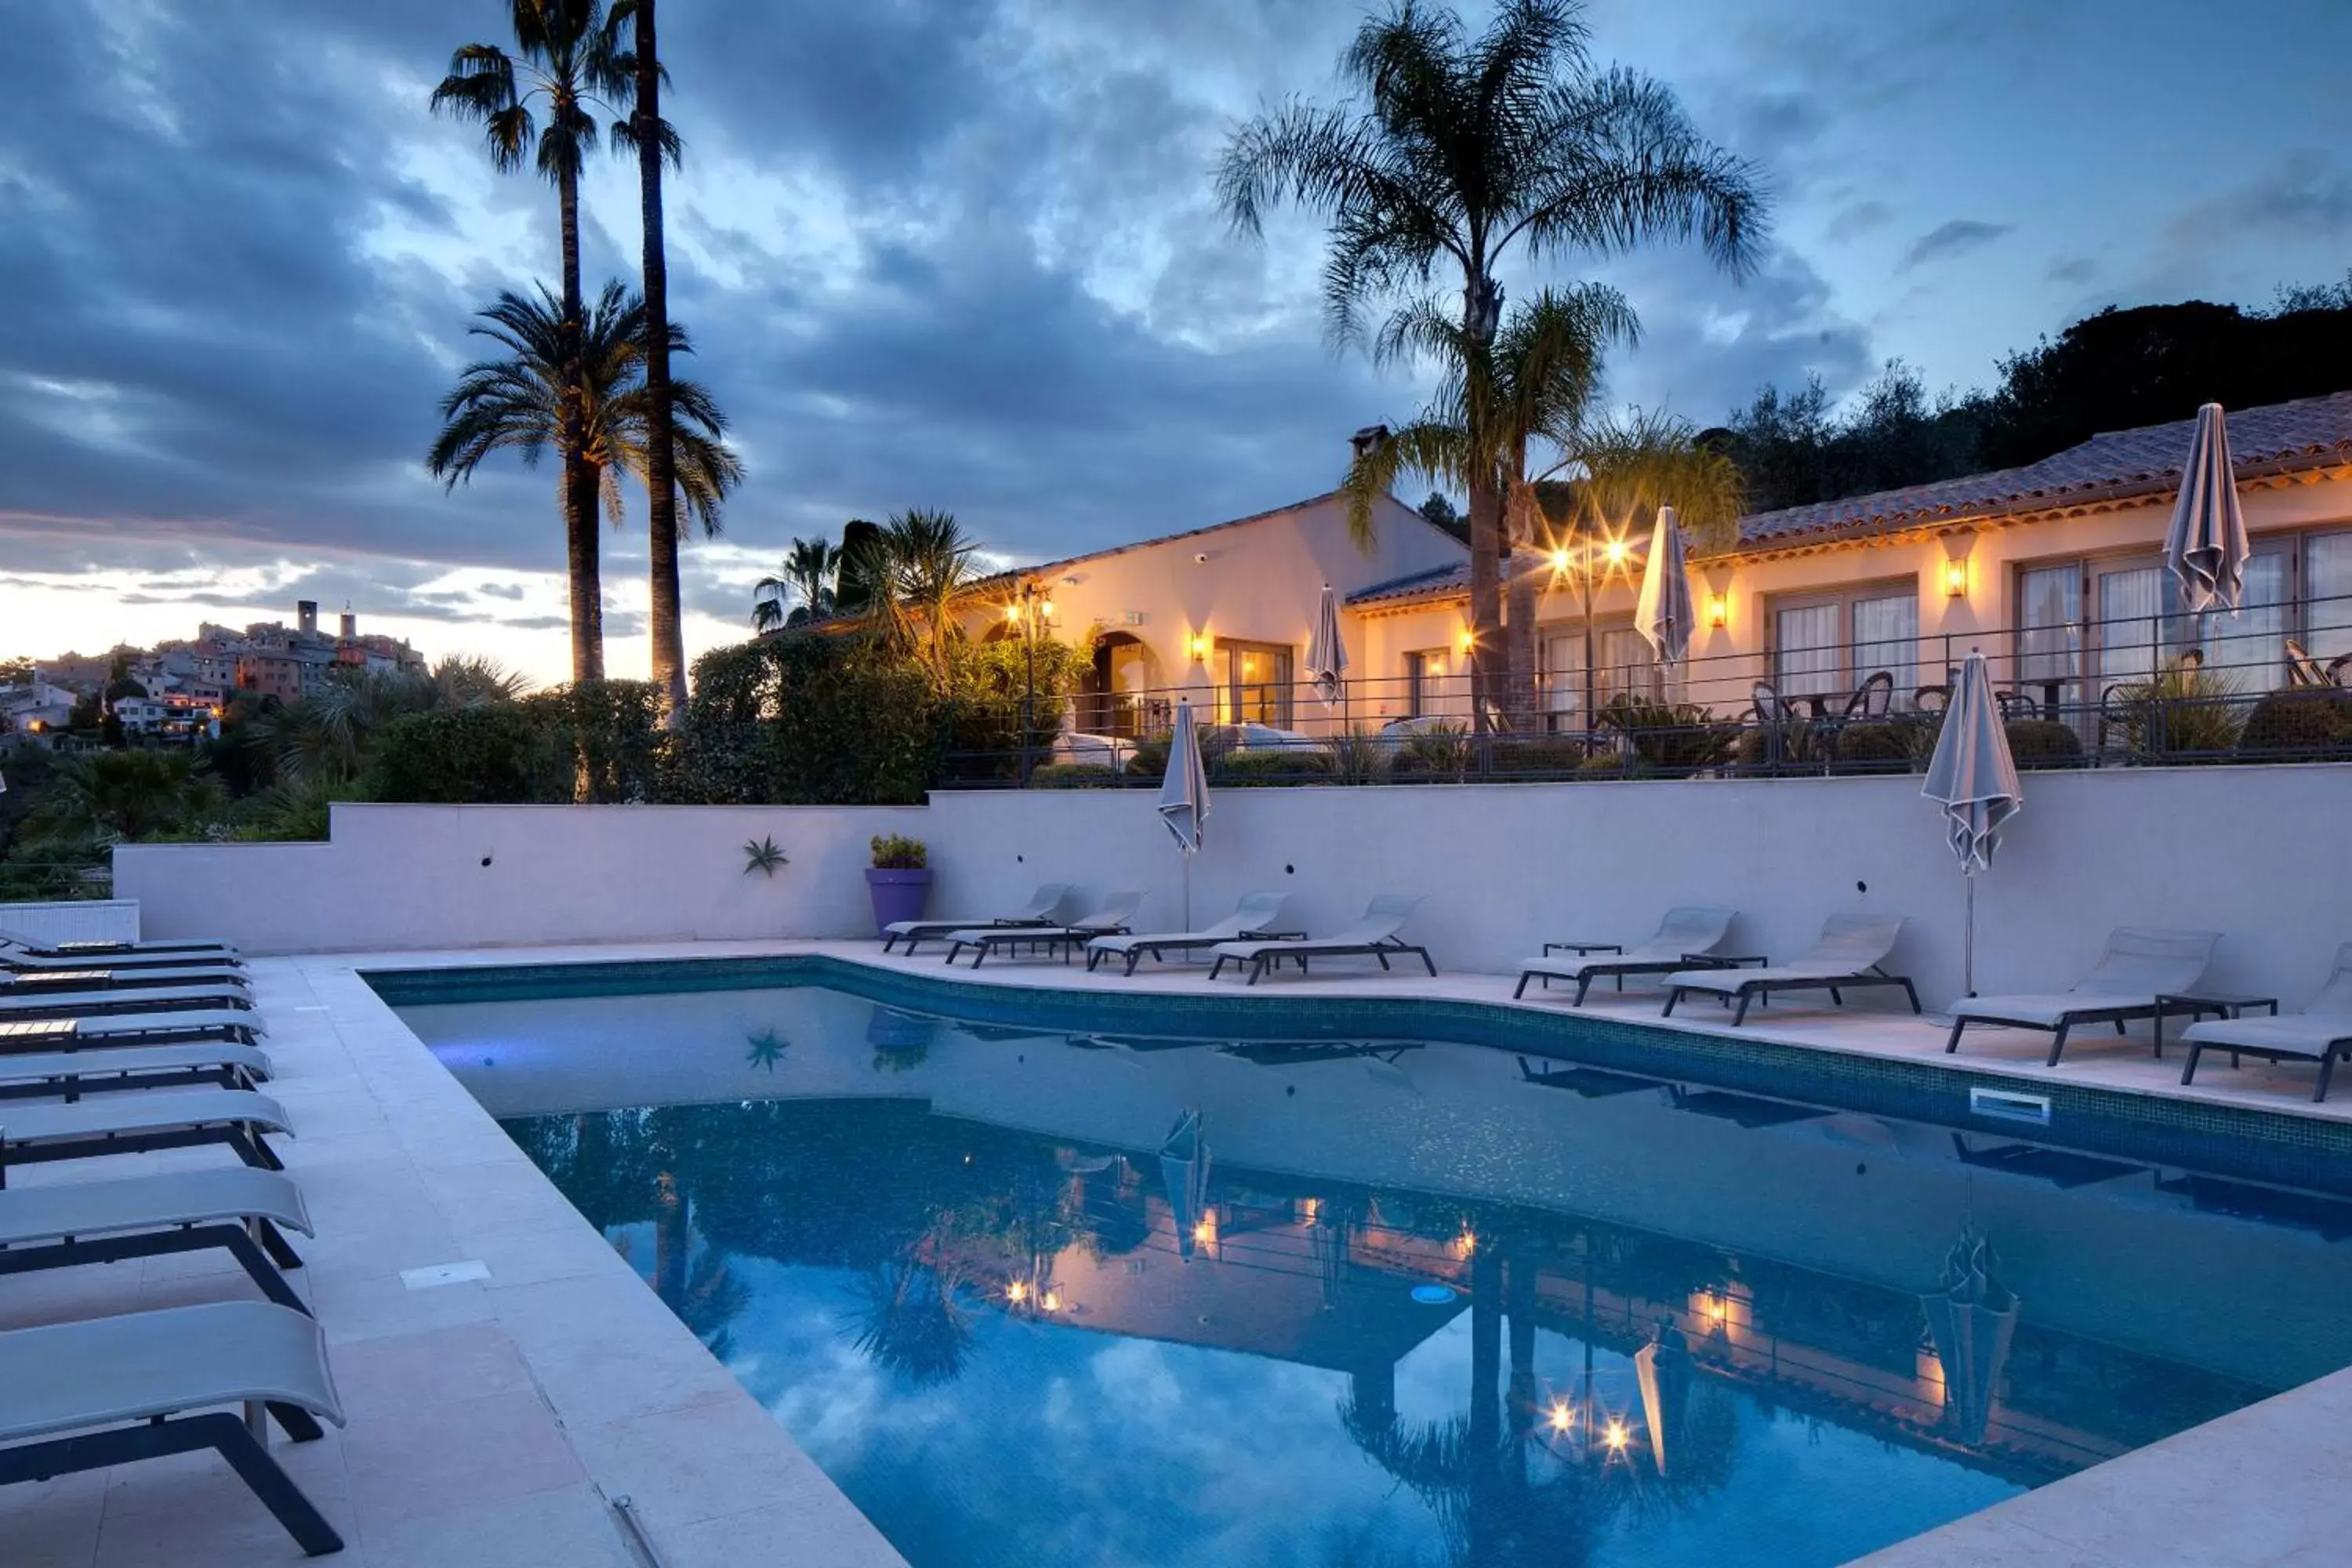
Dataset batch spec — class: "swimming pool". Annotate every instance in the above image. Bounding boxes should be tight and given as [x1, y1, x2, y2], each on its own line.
[390, 964, 2352, 1567]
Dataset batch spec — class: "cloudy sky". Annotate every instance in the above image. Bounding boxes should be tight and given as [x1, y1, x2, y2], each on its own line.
[4, 0, 2349, 684]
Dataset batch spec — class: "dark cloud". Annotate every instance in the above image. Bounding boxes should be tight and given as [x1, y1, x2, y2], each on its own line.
[1827, 201, 1893, 243]
[2161, 152, 2352, 255]
[1900, 220, 2016, 272]
[2046, 256, 2099, 286]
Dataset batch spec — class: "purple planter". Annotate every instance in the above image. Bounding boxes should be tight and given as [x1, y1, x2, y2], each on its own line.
[866, 867, 933, 935]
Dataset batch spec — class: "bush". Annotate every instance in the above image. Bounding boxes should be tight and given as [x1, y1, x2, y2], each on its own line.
[1597, 695, 1735, 774]
[673, 635, 946, 805]
[870, 833, 927, 869]
[2236, 690, 2352, 760]
[1029, 763, 1119, 788]
[1323, 726, 1392, 785]
[1393, 723, 1471, 782]
[1486, 738, 1590, 776]
[525, 679, 665, 803]
[1735, 719, 1822, 773]
[1574, 753, 1636, 779]
[2103, 666, 2244, 761]
[2005, 718, 2085, 768]
[1831, 720, 1917, 772]
[1215, 749, 1331, 785]
[1122, 735, 1170, 780]
[368, 706, 565, 803]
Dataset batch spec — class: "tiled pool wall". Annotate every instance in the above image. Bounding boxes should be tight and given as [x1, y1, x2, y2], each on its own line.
[367, 954, 2352, 1198]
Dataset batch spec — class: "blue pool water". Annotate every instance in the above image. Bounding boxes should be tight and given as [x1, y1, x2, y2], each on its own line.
[394, 969, 2352, 1567]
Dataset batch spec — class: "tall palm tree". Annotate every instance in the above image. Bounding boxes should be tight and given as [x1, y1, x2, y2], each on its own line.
[1218, 0, 1764, 730]
[607, 0, 690, 723]
[846, 509, 979, 689]
[426, 282, 742, 596]
[432, 0, 630, 682]
[752, 535, 842, 633]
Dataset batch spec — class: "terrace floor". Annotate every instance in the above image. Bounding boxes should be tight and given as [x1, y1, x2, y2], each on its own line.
[6, 937, 2350, 1566]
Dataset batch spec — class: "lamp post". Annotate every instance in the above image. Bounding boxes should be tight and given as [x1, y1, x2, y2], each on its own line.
[1014, 581, 1054, 785]
[1547, 531, 1634, 736]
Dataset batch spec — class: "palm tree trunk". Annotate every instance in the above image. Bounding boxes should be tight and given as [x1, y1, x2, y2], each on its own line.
[1465, 478, 1504, 732]
[556, 159, 602, 682]
[634, 0, 685, 726]
[1504, 558, 1538, 732]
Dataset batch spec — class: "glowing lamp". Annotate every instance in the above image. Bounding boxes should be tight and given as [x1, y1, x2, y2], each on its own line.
[1039, 596, 1055, 620]
[1189, 632, 1210, 662]
[1548, 547, 1570, 573]
[1547, 1403, 1575, 1434]
[1457, 626, 1475, 654]
[1706, 592, 1729, 629]
[1007, 1280, 1029, 1304]
[1604, 539, 1630, 567]
[1041, 1290, 1063, 1312]
[1604, 1420, 1629, 1452]
[1943, 557, 1969, 598]
[1004, 603, 1022, 623]
[1456, 1229, 1476, 1257]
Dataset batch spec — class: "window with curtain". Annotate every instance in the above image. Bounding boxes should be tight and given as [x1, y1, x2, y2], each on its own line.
[1597, 628, 1662, 707]
[1215, 641, 1292, 728]
[2094, 564, 2165, 688]
[1541, 633, 1584, 728]
[2198, 551, 2288, 691]
[1405, 649, 1453, 717]
[1850, 593, 1918, 704]
[2308, 531, 2352, 663]
[1769, 584, 1917, 704]
[2016, 563, 2082, 700]
[1773, 602, 1841, 697]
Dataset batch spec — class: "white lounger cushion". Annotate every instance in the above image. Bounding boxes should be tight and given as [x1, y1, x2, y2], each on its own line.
[1665, 913, 1904, 991]
[0, 1088, 292, 1149]
[948, 892, 1144, 946]
[1951, 927, 2219, 1026]
[2180, 942, 2352, 1061]
[1089, 893, 1292, 956]
[0, 1041, 274, 1090]
[1214, 895, 1421, 963]
[0, 1301, 341, 1444]
[882, 884, 1075, 938]
[1522, 908, 1737, 980]
[20, 1008, 266, 1041]
[0, 1165, 310, 1250]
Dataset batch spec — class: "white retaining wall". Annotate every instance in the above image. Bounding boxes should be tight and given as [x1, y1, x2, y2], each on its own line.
[114, 768, 2352, 1008]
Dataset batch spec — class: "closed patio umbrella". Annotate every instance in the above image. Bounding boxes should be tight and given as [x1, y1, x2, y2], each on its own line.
[1633, 1318, 1692, 1476]
[1921, 650, 2022, 996]
[2164, 402, 2250, 615]
[1634, 505, 1694, 673]
[1157, 699, 1210, 931]
[1159, 1109, 1213, 1261]
[1306, 583, 1350, 710]
[1919, 1229, 2018, 1448]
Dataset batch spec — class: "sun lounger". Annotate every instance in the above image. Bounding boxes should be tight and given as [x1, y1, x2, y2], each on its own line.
[0, 1165, 311, 1310]
[0, 982, 260, 1019]
[1515, 908, 1740, 1004]
[0, 1301, 345, 1555]
[943, 891, 1145, 967]
[1945, 927, 2219, 1066]
[1663, 914, 1917, 1025]
[0, 1009, 267, 1051]
[1, 963, 250, 994]
[1208, 895, 1436, 985]
[1086, 892, 1297, 975]
[880, 884, 1076, 954]
[0, 1040, 274, 1101]
[2180, 942, 2352, 1101]
[1, 926, 240, 960]
[3, 935, 241, 974]
[0, 1087, 292, 1178]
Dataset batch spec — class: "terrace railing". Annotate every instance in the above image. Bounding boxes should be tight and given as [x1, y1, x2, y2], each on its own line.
[934, 590, 2352, 789]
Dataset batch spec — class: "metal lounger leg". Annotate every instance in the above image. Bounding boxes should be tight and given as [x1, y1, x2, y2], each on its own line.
[1899, 978, 1921, 1014]
[207, 1414, 343, 1553]
[1574, 974, 1595, 1006]
[1945, 1018, 1969, 1054]
[2317, 1048, 2343, 1104]
[2045, 1022, 2072, 1068]
[1417, 949, 1436, 977]
[1662, 988, 1682, 1018]
[2180, 1041, 2204, 1087]
[1209, 955, 1227, 981]
[1247, 956, 1265, 987]
[1513, 973, 1532, 1000]
[1731, 989, 1755, 1026]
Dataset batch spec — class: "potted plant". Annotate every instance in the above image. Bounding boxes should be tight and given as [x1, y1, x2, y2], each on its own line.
[866, 833, 931, 934]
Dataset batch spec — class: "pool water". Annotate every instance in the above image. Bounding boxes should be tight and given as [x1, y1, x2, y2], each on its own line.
[397, 975, 2352, 1567]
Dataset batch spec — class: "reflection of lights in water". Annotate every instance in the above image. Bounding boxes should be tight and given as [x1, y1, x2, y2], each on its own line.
[1604, 1420, 1629, 1452]
[1299, 1197, 1320, 1222]
[1548, 1402, 1575, 1434]
[1455, 1229, 1476, 1258]
[1041, 1290, 1063, 1312]
[1193, 1219, 1217, 1247]
[1006, 1281, 1029, 1304]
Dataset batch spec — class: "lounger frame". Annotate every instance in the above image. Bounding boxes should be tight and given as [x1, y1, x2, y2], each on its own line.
[0, 1218, 307, 1311]
[2182, 1031, 2352, 1102]
[0, 1109, 285, 1183]
[1664, 967, 1920, 1025]
[1944, 1002, 2169, 1068]
[1210, 938, 1437, 986]
[1088, 927, 1304, 976]
[943, 924, 1133, 968]
[1515, 952, 1755, 1004]
[882, 916, 1054, 956]
[0, 1408, 339, 1555]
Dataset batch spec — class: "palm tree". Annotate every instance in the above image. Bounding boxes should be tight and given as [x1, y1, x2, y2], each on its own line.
[752, 536, 842, 632]
[1218, 0, 1765, 730]
[607, 0, 690, 724]
[426, 283, 742, 582]
[432, 0, 630, 682]
[846, 509, 979, 689]
[1342, 284, 1636, 720]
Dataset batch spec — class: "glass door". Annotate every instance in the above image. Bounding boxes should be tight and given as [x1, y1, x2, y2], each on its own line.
[2092, 562, 2166, 700]
[2014, 563, 2082, 721]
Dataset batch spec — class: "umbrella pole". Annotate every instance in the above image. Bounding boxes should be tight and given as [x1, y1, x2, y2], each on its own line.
[1964, 871, 1976, 997]
[1182, 853, 1192, 936]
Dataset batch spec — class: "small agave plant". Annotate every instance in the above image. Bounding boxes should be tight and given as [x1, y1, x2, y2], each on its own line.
[742, 835, 789, 877]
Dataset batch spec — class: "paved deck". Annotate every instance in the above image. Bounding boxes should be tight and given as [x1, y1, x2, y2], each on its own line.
[7, 937, 2351, 1566]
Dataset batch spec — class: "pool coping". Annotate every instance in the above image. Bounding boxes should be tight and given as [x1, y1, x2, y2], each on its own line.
[103, 936, 2348, 1568]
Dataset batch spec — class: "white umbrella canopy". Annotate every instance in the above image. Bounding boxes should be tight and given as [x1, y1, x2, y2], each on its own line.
[1305, 583, 1350, 708]
[1156, 699, 1210, 929]
[1634, 505, 1695, 672]
[2164, 401, 2250, 614]
[1922, 650, 2024, 994]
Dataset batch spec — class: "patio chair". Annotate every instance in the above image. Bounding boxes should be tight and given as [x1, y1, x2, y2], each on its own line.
[1945, 927, 2219, 1066]
[1839, 670, 1895, 720]
[0, 928, 240, 963]
[1, 962, 250, 994]
[1663, 914, 1917, 1025]
[0, 1301, 346, 1555]
[880, 884, 1076, 954]
[2180, 942, 2352, 1102]
[0, 1087, 292, 1178]
[0, 1040, 274, 1101]
[0, 1009, 265, 1052]
[1, 982, 259, 1019]
[1208, 895, 1436, 985]
[1515, 908, 1739, 1004]
[2285, 637, 2331, 688]
[1086, 892, 1296, 975]
[942, 891, 1145, 967]
[1749, 680, 1798, 723]
[0, 1165, 311, 1312]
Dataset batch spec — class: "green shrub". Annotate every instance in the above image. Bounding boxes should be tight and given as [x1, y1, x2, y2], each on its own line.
[1122, 736, 1170, 780]
[1215, 749, 1331, 785]
[1831, 721, 1916, 771]
[1574, 753, 1636, 779]
[870, 833, 927, 869]
[1597, 695, 1735, 774]
[1394, 723, 1471, 782]
[673, 635, 946, 804]
[1323, 726, 1392, 785]
[2005, 718, 2084, 768]
[1486, 738, 1590, 776]
[1735, 718, 1822, 772]
[2236, 690, 2352, 760]
[2103, 666, 2245, 760]
[368, 706, 564, 803]
[1029, 763, 1119, 788]
[525, 679, 666, 803]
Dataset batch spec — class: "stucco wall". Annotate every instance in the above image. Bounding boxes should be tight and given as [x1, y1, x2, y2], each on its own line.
[117, 769, 2352, 1013]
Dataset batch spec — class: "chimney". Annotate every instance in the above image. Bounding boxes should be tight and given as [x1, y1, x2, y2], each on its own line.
[339, 609, 357, 641]
[1349, 424, 1391, 463]
[296, 601, 318, 637]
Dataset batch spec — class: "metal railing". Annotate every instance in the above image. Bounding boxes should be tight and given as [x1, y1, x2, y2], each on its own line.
[934, 593, 2352, 788]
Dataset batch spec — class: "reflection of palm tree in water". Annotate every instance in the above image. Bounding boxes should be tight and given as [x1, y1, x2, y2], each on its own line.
[651, 1170, 750, 1361]
[848, 1256, 975, 1388]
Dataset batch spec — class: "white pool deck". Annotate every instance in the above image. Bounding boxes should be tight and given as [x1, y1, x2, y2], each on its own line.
[6, 936, 2352, 1566]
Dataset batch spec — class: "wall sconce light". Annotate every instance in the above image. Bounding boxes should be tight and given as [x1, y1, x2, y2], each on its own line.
[1189, 632, 1210, 662]
[1943, 557, 1969, 598]
[1706, 592, 1729, 629]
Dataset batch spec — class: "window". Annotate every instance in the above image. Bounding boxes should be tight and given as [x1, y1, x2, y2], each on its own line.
[1768, 583, 1919, 706]
[1541, 625, 1661, 728]
[1214, 640, 1293, 728]
[2308, 531, 2352, 664]
[1404, 649, 1452, 717]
